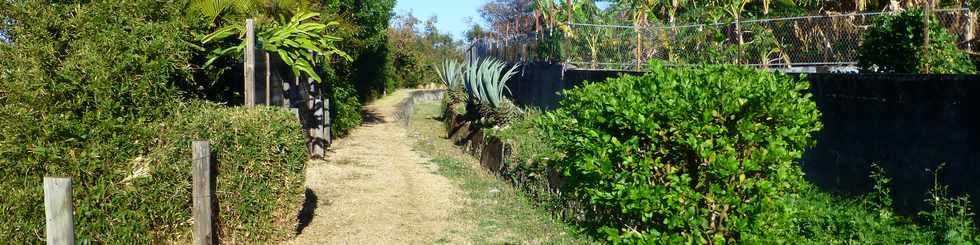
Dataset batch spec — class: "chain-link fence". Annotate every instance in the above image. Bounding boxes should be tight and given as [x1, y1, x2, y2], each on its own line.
[471, 8, 978, 71]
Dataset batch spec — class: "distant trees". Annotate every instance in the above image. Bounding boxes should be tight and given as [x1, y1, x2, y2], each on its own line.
[388, 11, 464, 88]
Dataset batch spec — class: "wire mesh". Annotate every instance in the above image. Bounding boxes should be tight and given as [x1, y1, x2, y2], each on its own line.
[471, 8, 978, 71]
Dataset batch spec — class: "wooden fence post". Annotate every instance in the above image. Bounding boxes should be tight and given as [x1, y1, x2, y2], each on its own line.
[308, 75, 325, 158]
[967, 12, 976, 52]
[44, 177, 74, 245]
[325, 97, 331, 147]
[265, 52, 272, 106]
[244, 19, 256, 108]
[192, 141, 213, 245]
[920, 0, 933, 73]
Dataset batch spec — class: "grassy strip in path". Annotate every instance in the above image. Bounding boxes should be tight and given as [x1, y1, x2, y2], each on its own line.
[407, 101, 593, 244]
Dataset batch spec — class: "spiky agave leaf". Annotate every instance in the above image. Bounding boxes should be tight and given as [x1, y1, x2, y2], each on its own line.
[464, 54, 484, 104]
[436, 59, 463, 89]
[477, 58, 519, 108]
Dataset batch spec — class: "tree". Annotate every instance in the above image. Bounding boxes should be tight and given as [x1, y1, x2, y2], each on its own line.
[858, 9, 976, 74]
[389, 11, 463, 88]
[324, 0, 397, 101]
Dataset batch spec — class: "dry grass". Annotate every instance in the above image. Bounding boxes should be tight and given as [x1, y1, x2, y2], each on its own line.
[285, 90, 469, 244]
[408, 101, 594, 245]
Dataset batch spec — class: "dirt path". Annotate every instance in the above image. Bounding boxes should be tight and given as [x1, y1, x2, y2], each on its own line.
[286, 90, 466, 244]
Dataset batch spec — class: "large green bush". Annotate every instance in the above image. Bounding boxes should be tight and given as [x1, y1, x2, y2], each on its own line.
[0, 1, 307, 242]
[536, 62, 822, 243]
[858, 9, 976, 74]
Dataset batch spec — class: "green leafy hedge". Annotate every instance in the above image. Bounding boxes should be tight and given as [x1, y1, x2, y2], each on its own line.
[1, 102, 307, 243]
[142, 103, 308, 242]
[536, 62, 822, 243]
[858, 9, 976, 74]
[0, 1, 307, 242]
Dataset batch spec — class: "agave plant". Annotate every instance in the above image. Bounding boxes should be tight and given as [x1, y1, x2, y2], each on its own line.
[461, 54, 519, 109]
[478, 58, 519, 108]
[435, 59, 463, 90]
[463, 54, 484, 105]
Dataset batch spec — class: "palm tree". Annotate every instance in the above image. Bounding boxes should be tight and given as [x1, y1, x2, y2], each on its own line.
[185, 0, 322, 29]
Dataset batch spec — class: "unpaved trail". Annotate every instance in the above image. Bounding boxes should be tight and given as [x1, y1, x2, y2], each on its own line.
[286, 90, 467, 244]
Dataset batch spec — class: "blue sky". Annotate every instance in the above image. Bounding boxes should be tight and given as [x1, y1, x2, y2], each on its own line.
[394, 0, 486, 40]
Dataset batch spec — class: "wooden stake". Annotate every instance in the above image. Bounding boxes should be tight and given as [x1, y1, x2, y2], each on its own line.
[921, 0, 932, 74]
[44, 177, 74, 245]
[967, 12, 976, 52]
[266, 52, 271, 106]
[244, 19, 256, 107]
[192, 141, 213, 245]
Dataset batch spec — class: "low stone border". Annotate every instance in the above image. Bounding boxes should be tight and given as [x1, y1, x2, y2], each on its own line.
[393, 89, 445, 126]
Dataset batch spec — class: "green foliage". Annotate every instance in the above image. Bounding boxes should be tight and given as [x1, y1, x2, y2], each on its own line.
[784, 165, 980, 244]
[498, 114, 980, 244]
[437, 59, 464, 90]
[437, 59, 468, 111]
[388, 13, 462, 89]
[462, 56, 520, 109]
[184, 0, 322, 28]
[456, 55, 522, 126]
[0, 1, 307, 242]
[202, 12, 351, 82]
[328, 80, 364, 138]
[536, 62, 822, 243]
[919, 165, 980, 244]
[391, 47, 428, 88]
[858, 9, 976, 74]
[325, 0, 396, 102]
[0, 1, 191, 241]
[143, 103, 308, 242]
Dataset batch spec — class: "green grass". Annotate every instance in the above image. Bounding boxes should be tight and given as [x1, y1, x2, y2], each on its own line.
[408, 101, 594, 244]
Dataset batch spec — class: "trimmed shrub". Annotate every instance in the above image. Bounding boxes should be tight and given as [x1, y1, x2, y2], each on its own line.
[1, 101, 307, 243]
[1, 1, 194, 241]
[858, 9, 976, 74]
[143, 103, 307, 242]
[536, 62, 822, 243]
[0, 1, 307, 242]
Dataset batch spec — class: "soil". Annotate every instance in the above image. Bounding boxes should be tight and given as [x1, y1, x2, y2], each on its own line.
[285, 90, 468, 244]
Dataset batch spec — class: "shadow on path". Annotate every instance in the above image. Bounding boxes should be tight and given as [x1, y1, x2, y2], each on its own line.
[295, 188, 318, 235]
[361, 109, 385, 124]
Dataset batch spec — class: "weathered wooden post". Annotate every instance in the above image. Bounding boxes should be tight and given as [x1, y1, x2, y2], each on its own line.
[920, 0, 933, 73]
[265, 52, 272, 105]
[308, 73, 325, 158]
[44, 177, 74, 245]
[325, 96, 332, 147]
[244, 19, 256, 108]
[967, 11, 976, 52]
[192, 141, 213, 245]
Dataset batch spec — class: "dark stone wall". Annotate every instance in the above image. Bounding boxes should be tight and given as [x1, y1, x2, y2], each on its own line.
[507, 65, 980, 220]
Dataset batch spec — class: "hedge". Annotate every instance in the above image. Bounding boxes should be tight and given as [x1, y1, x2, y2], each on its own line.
[0, 1, 307, 242]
